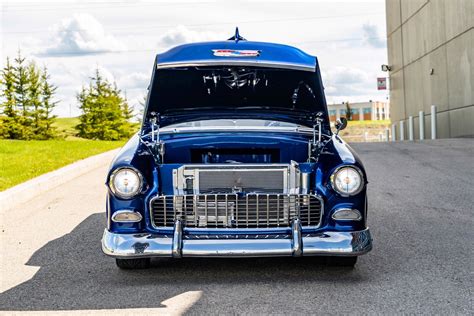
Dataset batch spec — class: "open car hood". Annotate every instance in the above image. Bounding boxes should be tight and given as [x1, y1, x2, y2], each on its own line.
[143, 41, 330, 130]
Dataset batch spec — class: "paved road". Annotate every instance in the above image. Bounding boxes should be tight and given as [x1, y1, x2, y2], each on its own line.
[1, 139, 473, 315]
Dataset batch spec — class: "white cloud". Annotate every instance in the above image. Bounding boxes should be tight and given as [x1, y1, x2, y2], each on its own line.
[323, 66, 376, 98]
[117, 72, 150, 90]
[158, 25, 224, 49]
[325, 66, 369, 85]
[40, 14, 126, 56]
[362, 23, 386, 49]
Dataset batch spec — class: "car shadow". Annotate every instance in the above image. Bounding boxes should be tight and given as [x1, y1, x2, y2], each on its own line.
[0, 213, 370, 311]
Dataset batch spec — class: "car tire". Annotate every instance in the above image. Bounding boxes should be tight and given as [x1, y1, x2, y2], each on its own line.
[327, 256, 358, 267]
[115, 258, 151, 269]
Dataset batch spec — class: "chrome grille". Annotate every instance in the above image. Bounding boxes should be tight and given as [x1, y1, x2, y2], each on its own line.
[150, 194, 323, 228]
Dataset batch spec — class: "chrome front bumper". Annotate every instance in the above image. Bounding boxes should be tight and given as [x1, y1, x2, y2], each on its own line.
[102, 220, 372, 258]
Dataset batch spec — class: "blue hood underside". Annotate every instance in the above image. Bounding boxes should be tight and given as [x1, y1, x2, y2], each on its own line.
[143, 41, 329, 130]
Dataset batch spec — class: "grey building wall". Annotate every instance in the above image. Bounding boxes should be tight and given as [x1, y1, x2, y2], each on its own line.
[386, 0, 473, 138]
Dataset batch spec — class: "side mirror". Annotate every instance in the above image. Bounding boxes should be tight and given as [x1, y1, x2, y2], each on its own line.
[335, 117, 348, 135]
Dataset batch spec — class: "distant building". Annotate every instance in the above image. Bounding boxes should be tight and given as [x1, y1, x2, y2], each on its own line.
[386, 0, 473, 138]
[328, 101, 390, 122]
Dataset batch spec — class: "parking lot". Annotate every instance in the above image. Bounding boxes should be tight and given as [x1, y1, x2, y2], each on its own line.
[0, 139, 472, 315]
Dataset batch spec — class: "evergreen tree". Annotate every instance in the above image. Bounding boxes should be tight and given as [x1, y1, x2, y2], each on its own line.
[27, 62, 42, 138]
[0, 57, 22, 139]
[13, 51, 33, 139]
[76, 68, 133, 140]
[121, 89, 134, 123]
[39, 66, 58, 139]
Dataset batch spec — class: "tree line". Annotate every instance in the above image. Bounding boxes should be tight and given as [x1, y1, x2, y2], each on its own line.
[0, 52, 134, 141]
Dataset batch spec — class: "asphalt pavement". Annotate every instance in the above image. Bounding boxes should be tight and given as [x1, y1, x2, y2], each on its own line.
[0, 139, 473, 315]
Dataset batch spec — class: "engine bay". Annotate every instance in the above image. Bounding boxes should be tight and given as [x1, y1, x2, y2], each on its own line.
[190, 148, 279, 163]
[156, 132, 311, 164]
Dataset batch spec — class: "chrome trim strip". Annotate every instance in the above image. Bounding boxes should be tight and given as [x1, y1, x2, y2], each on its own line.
[159, 126, 316, 134]
[169, 227, 291, 233]
[156, 60, 315, 72]
[101, 228, 373, 258]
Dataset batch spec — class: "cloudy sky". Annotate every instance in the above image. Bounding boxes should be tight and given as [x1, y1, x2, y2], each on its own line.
[1, 0, 388, 117]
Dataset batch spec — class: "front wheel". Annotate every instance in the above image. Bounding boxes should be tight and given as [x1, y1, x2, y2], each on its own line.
[115, 258, 151, 269]
[327, 256, 358, 267]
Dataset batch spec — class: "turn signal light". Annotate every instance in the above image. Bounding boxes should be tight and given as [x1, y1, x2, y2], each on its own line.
[111, 210, 142, 223]
[332, 208, 362, 221]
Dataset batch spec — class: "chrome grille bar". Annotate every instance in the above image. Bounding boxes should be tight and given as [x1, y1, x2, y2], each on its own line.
[150, 193, 323, 229]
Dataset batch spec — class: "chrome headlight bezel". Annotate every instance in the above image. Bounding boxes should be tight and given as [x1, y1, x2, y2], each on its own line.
[330, 165, 364, 197]
[109, 167, 144, 199]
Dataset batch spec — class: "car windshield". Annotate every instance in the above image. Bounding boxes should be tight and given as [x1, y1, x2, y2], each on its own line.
[165, 119, 301, 128]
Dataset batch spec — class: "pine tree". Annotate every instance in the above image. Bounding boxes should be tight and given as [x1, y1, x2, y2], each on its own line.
[76, 68, 133, 140]
[27, 62, 42, 139]
[13, 51, 33, 139]
[0, 57, 22, 139]
[39, 66, 58, 139]
[120, 89, 134, 126]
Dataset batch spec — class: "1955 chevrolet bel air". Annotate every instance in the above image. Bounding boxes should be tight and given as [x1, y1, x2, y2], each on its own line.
[102, 29, 373, 269]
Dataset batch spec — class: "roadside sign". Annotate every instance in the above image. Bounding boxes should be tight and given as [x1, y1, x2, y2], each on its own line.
[377, 77, 387, 90]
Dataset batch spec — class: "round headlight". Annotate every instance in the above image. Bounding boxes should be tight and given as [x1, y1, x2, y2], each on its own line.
[330, 166, 364, 196]
[109, 168, 143, 199]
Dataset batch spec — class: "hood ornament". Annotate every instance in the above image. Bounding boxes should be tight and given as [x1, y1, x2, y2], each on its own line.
[228, 27, 246, 42]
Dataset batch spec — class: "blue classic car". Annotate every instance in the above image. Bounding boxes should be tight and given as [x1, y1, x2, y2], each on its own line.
[102, 30, 372, 269]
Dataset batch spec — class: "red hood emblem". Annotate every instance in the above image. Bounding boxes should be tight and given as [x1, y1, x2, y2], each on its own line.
[212, 49, 261, 57]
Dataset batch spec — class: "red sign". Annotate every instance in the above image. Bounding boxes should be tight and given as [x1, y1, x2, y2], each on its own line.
[377, 77, 387, 90]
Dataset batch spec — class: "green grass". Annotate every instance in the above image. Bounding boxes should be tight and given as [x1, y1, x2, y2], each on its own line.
[53, 117, 81, 139]
[53, 117, 140, 139]
[0, 139, 125, 191]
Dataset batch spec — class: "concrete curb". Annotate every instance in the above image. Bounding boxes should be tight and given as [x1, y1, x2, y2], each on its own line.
[0, 148, 120, 213]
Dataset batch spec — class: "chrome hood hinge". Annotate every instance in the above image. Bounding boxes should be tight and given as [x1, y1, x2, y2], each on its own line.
[140, 112, 165, 163]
